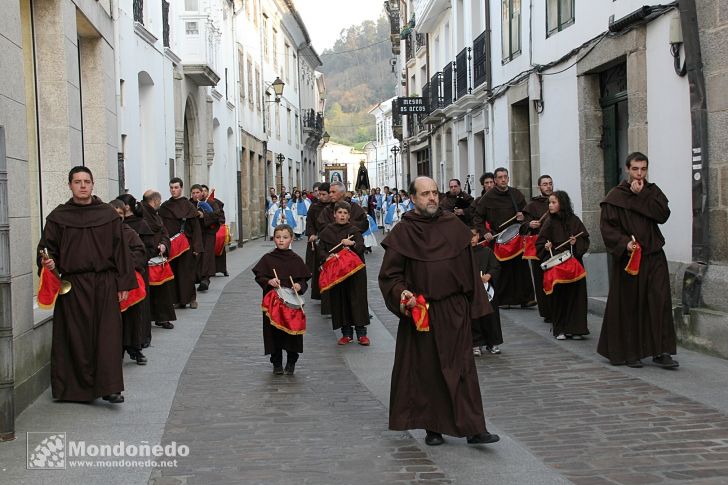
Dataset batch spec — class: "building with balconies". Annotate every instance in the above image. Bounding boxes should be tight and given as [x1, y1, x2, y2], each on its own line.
[368, 97, 400, 189]
[298, 43, 325, 191]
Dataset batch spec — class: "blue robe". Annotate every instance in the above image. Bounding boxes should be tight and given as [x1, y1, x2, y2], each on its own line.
[271, 207, 296, 228]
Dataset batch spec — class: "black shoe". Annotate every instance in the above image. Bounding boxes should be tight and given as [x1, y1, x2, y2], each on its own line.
[155, 321, 174, 329]
[141, 339, 151, 349]
[425, 430, 444, 446]
[626, 360, 644, 368]
[135, 350, 148, 365]
[284, 364, 295, 375]
[273, 365, 284, 375]
[223, 272, 229, 277]
[521, 300, 538, 308]
[197, 281, 209, 292]
[467, 432, 500, 444]
[102, 393, 125, 404]
[653, 353, 679, 369]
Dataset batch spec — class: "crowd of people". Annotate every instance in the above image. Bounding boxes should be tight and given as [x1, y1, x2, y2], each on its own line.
[39, 168, 230, 404]
[42, 151, 678, 453]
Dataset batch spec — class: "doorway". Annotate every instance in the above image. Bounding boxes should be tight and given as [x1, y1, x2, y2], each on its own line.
[600, 63, 628, 193]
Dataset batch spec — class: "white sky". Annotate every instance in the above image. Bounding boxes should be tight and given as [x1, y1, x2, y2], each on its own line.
[294, 0, 385, 54]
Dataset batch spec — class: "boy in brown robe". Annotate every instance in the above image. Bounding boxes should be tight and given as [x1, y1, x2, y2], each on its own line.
[597, 152, 678, 369]
[317, 201, 370, 345]
[379, 176, 499, 447]
[252, 224, 311, 375]
[470, 228, 503, 356]
[523, 175, 554, 321]
[159, 178, 203, 309]
[38, 166, 136, 404]
[190, 184, 222, 292]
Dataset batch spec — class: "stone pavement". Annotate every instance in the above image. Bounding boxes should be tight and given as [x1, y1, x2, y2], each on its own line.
[3, 236, 728, 484]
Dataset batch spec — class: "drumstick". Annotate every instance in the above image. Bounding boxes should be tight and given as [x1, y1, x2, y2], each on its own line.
[498, 214, 518, 229]
[328, 235, 353, 253]
[548, 242, 553, 259]
[554, 232, 585, 251]
[273, 269, 280, 287]
[289, 275, 305, 309]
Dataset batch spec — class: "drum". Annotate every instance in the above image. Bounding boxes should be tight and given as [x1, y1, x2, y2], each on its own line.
[120, 270, 147, 312]
[540, 250, 572, 271]
[522, 235, 539, 260]
[261, 289, 306, 335]
[215, 224, 230, 256]
[496, 224, 521, 244]
[277, 286, 304, 309]
[319, 248, 365, 293]
[542, 252, 587, 295]
[148, 256, 174, 286]
[494, 224, 524, 262]
[483, 282, 495, 302]
[168, 232, 190, 261]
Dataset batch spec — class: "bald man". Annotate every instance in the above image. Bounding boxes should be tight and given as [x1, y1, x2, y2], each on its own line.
[379, 176, 500, 447]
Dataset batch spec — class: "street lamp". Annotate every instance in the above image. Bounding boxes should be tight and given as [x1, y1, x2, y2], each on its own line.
[271, 77, 285, 103]
[276, 153, 285, 196]
[390, 145, 401, 191]
[321, 131, 330, 145]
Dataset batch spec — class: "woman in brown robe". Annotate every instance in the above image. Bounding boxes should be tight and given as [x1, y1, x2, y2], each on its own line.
[317, 201, 370, 345]
[252, 224, 311, 375]
[536, 191, 590, 339]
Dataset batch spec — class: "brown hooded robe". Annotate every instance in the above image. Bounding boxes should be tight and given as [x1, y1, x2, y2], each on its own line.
[379, 209, 494, 437]
[141, 201, 176, 323]
[523, 195, 552, 319]
[38, 197, 137, 401]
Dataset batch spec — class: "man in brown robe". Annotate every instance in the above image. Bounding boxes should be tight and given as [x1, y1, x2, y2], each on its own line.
[473, 167, 535, 307]
[159, 178, 203, 309]
[202, 185, 228, 276]
[439, 178, 474, 226]
[38, 166, 136, 404]
[379, 176, 500, 447]
[190, 184, 222, 292]
[141, 190, 177, 330]
[317, 181, 369, 234]
[523, 175, 554, 321]
[597, 152, 679, 369]
[305, 182, 329, 302]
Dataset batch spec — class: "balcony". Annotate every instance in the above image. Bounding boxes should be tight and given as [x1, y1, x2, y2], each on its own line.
[302, 109, 324, 147]
[180, 13, 221, 86]
[423, 73, 446, 124]
[448, 46, 480, 115]
[415, 33, 427, 56]
[162, 0, 170, 47]
[405, 36, 415, 64]
[385, 1, 401, 55]
[472, 30, 490, 91]
[414, 0, 451, 33]
[443, 62, 454, 108]
[133, 0, 144, 24]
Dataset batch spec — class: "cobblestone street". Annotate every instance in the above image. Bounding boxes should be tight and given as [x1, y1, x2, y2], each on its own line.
[3, 238, 728, 484]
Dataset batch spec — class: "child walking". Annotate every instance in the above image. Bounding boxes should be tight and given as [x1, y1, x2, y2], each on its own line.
[470, 228, 504, 356]
[252, 224, 311, 375]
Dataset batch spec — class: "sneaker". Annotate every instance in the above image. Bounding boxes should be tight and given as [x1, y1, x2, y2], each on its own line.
[626, 360, 644, 368]
[273, 365, 284, 375]
[556, 334, 566, 340]
[284, 364, 295, 375]
[473, 347, 482, 357]
[337, 336, 353, 345]
[653, 353, 679, 369]
[189, 301, 198, 309]
[102, 393, 125, 404]
[155, 321, 174, 329]
[425, 430, 444, 446]
[358, 336, 371, 346]
[467, 432, 500, 444]
[197, 281, 209, 292]
[488, 345, 501, 354]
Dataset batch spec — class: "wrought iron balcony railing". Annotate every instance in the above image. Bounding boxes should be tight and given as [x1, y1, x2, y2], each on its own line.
[133, 0, 144, 24]
[443, 62, 454, 107]
[429, 72, 444, 111]
[162, 0, 170, 47]
[472, 30, 489, 89]
[455, 47, 471, 99]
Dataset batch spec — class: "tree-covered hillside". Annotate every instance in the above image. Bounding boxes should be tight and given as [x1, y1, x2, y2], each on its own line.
[319, 16, 396, 146]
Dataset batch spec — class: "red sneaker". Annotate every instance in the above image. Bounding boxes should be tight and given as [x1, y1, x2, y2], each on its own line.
[337, 336, 353, 345]
[358, 336, 371, 346]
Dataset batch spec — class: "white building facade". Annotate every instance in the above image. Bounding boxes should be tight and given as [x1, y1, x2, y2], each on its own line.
[368, 96, 400, 189]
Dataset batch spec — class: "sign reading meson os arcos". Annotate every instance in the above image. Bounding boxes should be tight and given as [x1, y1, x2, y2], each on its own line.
[394, 97, 428, 115]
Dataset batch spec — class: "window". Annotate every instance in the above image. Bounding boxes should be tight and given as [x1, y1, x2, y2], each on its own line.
[238, 46, 245, 103]
[287, 108, 291, 144]
[186, 22, 199, 35]
[185, 0, 198, 11]
[295, 114, 300, 145]
[255, 66, 262, 112]
[275, 104, 281, 139]
[547, 0, 574, 36]
[292, 54, 298, 91]
[272, 28, 279, 70]
[501, 0, 521, 63]
[262, 15, 269, 59]
[247, 57, 254, 108]
[284, 43, 290, 83]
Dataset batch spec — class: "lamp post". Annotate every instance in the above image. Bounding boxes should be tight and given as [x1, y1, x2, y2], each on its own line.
[271, 77, 285, 103]
[390, 145, 401, 191]
[276, 153, 285, 197]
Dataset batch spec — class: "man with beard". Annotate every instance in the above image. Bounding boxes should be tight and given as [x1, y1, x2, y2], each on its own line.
[38, 166, 136, 404]
[523, 175, 554, 321]
[473, 167, 535, 308]
[159, 178, 203, 309]
[190, 184, 222, 292]
[439, 178, 475, 226]
[379, 176, 499, 447]
[141, 190, 177, 330]
[305, 182, 329, 304]
[202, 185, 228, 276]
[597, 152, 679, 369]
